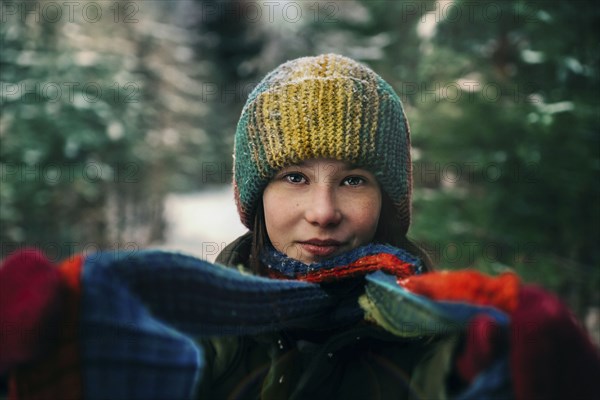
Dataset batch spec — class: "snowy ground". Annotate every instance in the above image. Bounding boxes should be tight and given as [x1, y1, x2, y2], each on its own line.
[158, 186, 247, 262]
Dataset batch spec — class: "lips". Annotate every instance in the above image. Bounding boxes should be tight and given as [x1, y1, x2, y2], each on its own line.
[297, 239, 344, 258]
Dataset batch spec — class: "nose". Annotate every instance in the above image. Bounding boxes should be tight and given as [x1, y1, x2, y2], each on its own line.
[304, 186, 342, 227]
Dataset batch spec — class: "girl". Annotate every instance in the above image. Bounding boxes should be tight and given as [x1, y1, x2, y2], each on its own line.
[199, 53, 443, 399]
[2, 54, 598, 400]
[197, 53, 599, 399]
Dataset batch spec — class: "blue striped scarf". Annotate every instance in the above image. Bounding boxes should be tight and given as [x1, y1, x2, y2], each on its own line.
[80, 246, 508, 399]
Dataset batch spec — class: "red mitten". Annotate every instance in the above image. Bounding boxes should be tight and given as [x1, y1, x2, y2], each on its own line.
[0, 248, 65, 372]
[452, 284, 600, 398]
[510, 285, 600, 400]
[401, 270, 600, 398]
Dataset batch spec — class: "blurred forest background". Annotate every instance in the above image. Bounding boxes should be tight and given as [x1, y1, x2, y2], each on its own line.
[1, 0, 599, 327]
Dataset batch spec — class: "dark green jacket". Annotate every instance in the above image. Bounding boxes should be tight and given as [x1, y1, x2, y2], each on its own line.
[196, 234, 458, 400]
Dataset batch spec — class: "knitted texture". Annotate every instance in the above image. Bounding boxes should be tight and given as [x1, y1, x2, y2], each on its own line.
[398, 270, 521, 314]
[8, 254, 83, 399]
[361, 272, 511, 338]
[6, 249, 599, 399]
[0, 249, 64, 372]
[234, 54, 413, 231]
[261, 243, 423, 282]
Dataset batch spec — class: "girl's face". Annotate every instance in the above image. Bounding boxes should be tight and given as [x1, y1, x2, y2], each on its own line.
[262, 158, 382, 264]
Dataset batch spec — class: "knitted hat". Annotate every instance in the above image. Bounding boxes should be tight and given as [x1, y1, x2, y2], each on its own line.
[233, 53, 413, 233]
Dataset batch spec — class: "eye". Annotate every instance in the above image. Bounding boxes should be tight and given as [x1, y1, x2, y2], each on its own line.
[343, 176, 365, 186]
[284, 173, 307, 184]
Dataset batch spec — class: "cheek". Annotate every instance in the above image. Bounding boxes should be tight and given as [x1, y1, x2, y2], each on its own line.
[262, 189, 296, 250]
[348, 194, 382, 239]
[263, 196, 281, 236]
